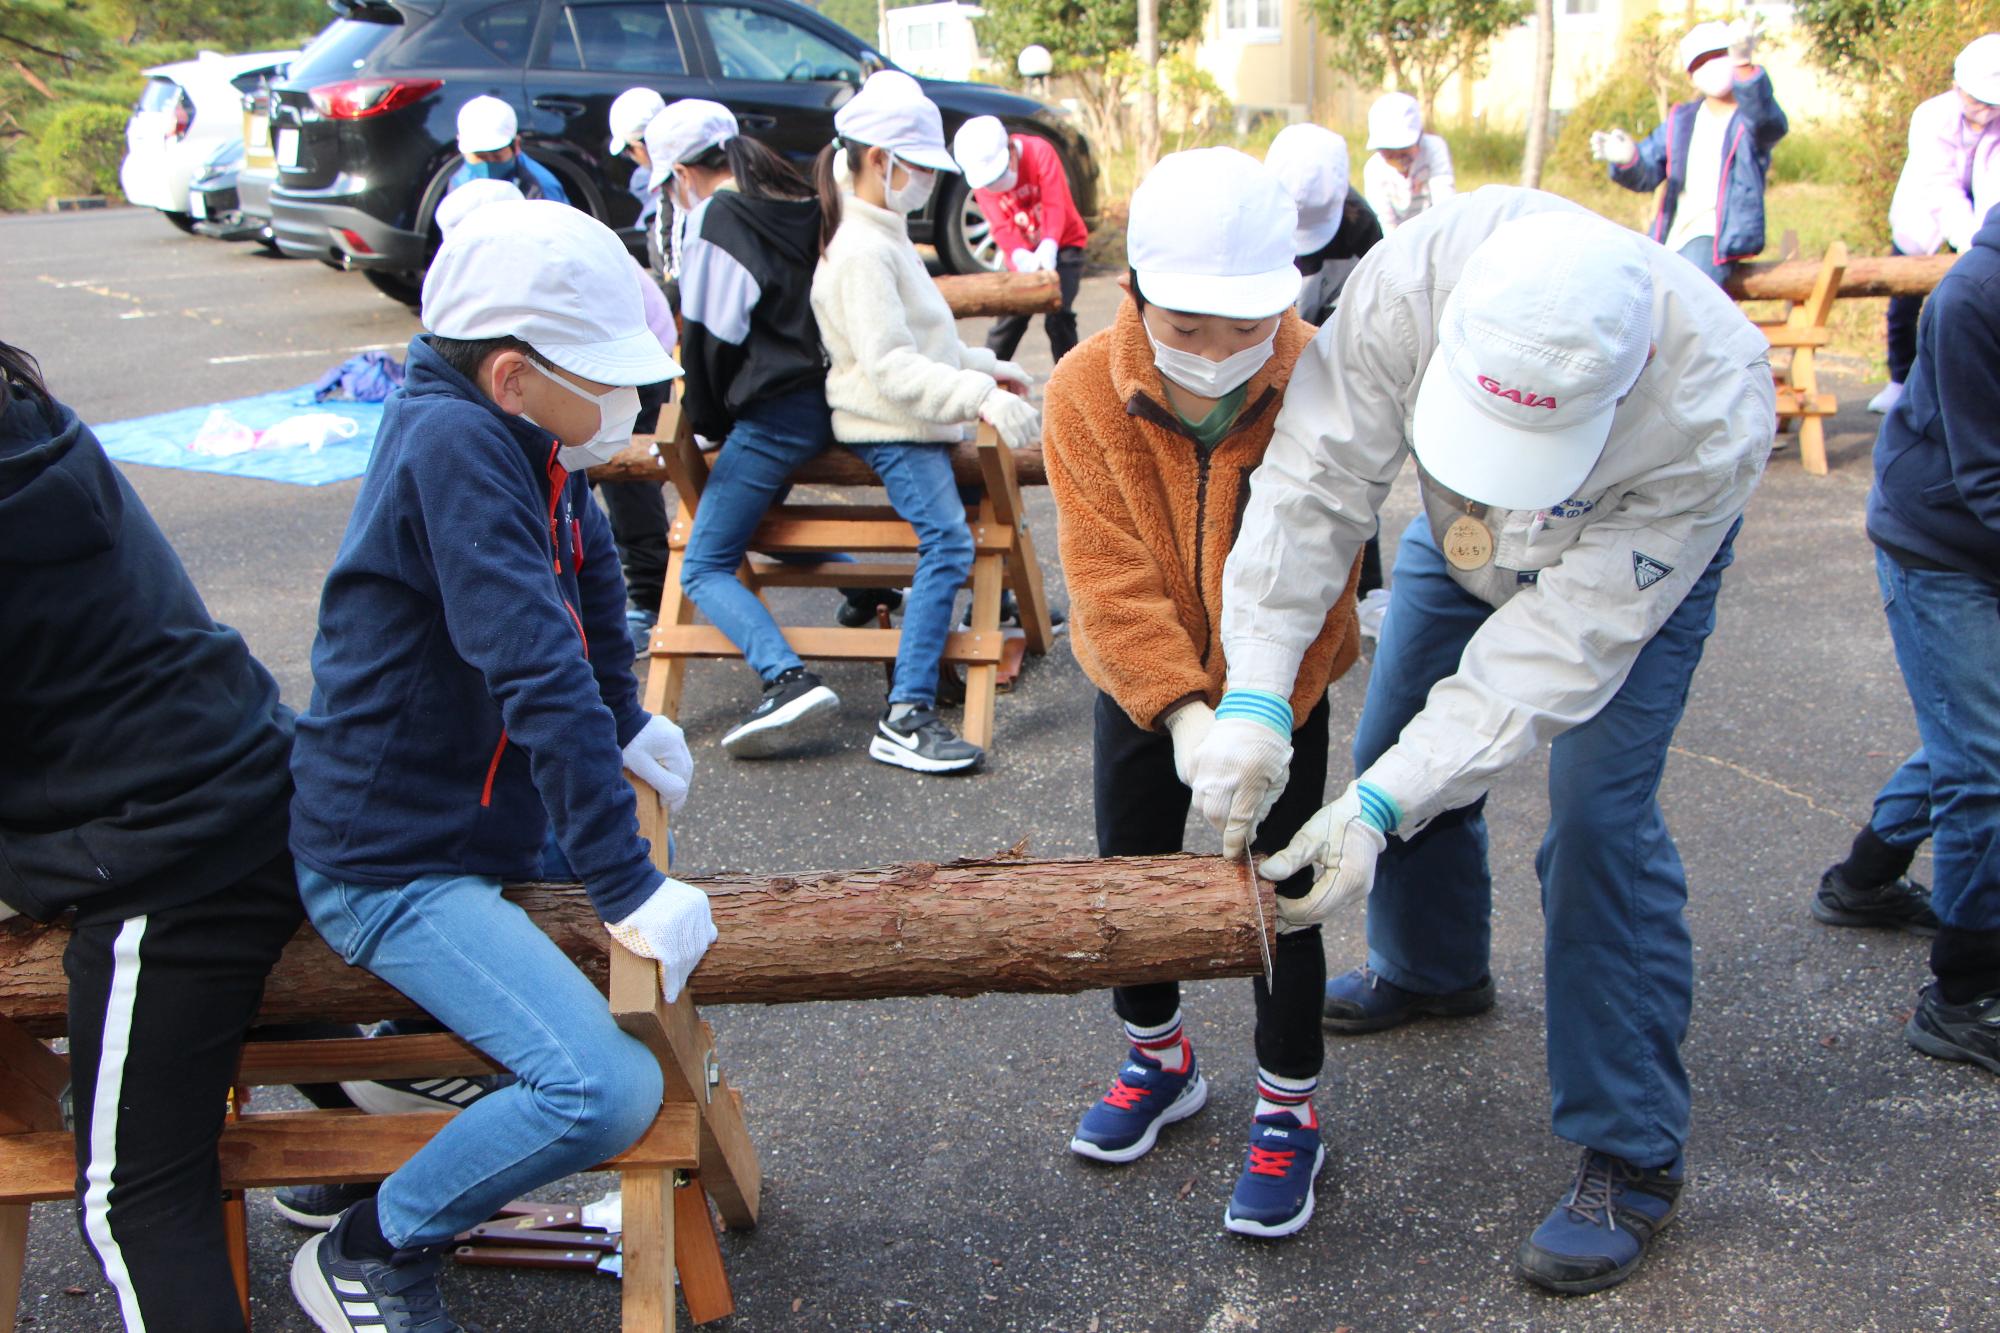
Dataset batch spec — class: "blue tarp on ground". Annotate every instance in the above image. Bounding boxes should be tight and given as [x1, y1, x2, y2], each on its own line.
[93, 384, 385, 487]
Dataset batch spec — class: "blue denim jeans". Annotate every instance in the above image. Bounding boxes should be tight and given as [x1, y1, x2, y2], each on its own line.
[1875, 550, 2000, 932]
[682, 388, 838, 683]
[1866, 747, 1934, 851]
[681, 389, 973, 705]
[296, 866, 664, 1249]
[1677, 235, 1736, 288]
[1354, 513, 1737, 1165]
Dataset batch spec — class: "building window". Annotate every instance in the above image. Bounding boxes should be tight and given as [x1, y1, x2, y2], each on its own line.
[1222, 0, 1280, 41]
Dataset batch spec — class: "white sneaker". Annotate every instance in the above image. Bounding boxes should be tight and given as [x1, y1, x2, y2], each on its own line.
[1867, 382, 1904, 414]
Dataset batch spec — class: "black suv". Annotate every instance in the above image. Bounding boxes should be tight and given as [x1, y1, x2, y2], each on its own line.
[269, 0, 1096, 300]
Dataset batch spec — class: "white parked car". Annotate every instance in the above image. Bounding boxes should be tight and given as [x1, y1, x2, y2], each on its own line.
[120, 49, 296, 232]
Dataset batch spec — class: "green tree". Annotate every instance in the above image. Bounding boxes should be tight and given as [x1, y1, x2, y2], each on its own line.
[815, 0, 883, 44]
[976, 0, 1207, 151]
[1302, 0, 1530, 122]
[81, 0, 326, 49]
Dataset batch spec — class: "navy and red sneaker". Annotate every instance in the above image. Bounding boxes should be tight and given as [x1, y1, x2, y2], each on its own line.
[1069, 1040, 1207, 1164]
[1223, 1108, 1326, 1237]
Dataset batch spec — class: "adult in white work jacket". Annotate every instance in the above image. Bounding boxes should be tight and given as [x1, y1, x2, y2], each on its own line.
[1187, 186, 1775, 1295]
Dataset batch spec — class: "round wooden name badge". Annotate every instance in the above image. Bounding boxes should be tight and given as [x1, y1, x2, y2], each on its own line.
[1442, 514, 1495, 571]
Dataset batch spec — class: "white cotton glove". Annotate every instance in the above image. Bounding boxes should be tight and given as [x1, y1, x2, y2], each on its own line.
[991, 360, 1033, 393]
[606, 876, 717, 1003]
[1727, 14, 1763, 63]
[621, 713, 693, 814]
[1009, 247, 1037, 273]
[1589, 129, 1638, 166]
[1033, 238, 1059, 271]
[978, 385, 1041, 447]
[1260, 781, 1398, 931]
[1162, 700, 1216, 787]
[1188, 691, 1295, 860]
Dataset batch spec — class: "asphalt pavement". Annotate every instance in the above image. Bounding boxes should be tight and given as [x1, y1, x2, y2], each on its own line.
[6, 207, 1997, 1332]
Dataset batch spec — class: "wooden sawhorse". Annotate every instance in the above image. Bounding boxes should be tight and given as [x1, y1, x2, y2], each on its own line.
[637, 409, 1054, 751]
[0, 785, 749, 1332]
[1749, 239, 1847, 476]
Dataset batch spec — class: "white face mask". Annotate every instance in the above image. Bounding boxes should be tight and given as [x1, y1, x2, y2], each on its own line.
[884, 153, 937, 215]
[525, 361, 642, 469]
[989, 166, 1019, 193]
[1145, 322, 1277, 400]
[1690, 58, 1735, 99]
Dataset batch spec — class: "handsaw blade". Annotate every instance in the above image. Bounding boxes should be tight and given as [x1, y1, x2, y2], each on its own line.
[1243, 857, 1274, 989]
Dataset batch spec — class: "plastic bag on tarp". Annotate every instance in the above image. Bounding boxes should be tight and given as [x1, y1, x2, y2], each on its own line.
[189, 406, 258, 456]
[258, 412, 361, 453]
[312, 350, 406, 404]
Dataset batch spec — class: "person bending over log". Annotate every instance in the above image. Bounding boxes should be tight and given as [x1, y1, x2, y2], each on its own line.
[1189, 187, 1774, 1293]
[0, 340, 303, 1331]
[1041, 148, 1363, 1239]
[285, 200, 709, 1333]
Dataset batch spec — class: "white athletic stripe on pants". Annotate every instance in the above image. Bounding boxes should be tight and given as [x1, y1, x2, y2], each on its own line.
[81, 914, 148, 1332]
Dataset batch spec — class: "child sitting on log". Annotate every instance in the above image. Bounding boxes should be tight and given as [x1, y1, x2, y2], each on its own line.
[1041, 148, 1363, 1238]
[285, 200, 709, 1333]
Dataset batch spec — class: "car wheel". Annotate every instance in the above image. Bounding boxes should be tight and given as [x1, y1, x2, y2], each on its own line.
[163, 210, 199, 234]
[935, 174, 1000, 275]
[363, 269, 425, 308]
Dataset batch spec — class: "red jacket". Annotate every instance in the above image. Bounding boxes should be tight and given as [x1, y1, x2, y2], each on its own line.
[972, 134, 1088, 267]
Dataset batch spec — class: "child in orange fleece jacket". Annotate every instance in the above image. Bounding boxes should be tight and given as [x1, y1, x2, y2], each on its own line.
[1042, 148, 1361, 1238]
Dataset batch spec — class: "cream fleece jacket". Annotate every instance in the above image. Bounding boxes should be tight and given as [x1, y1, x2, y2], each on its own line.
[811, 193, 1002, 443]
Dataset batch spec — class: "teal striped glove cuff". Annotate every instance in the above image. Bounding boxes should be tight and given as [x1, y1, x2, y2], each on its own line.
[1215, 688, 1293, 738]
[1354, 781, 1401, 834]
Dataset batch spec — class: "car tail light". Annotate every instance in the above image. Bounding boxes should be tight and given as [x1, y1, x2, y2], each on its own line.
[334, 228, 376, 255]
[309, 78, 442, 120]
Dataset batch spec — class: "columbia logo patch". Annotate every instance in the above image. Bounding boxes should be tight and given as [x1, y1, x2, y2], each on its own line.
[1633, 552, 1674, 590]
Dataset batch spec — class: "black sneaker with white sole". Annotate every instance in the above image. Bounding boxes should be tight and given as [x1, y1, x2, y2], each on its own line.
[337, 1075, 509, 1117]
[274, 1181, 381, 1231]
[869, 704, 983, 773]
[291, 1214, 474, 1333]
[721, 668, 839, 758]
[1811, 864, 1939, 935]
[1905, 981, 2000, 1076]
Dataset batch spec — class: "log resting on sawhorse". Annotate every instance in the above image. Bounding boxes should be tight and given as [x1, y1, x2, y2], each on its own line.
[0, 851, 1273, 1330]
[1724, 246, 1958, 478]
[625, 411, 1054, 752]
[0, 778, 752, 1332]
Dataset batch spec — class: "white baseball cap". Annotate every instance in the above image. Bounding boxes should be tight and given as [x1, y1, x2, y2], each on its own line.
[953, 115, 1013, 189]
[1366, 93, 1423, 151]
[644, 99, 739, 189]
[422, 199, 681, 386]
[456, 95, 518, 155]
[1266, 123, 1351, 255]
[608, 86, 665, 156]
[1679, 22, 1732, 72]
[1409, 213, 1654, 511]
[1128, 147, 1301, 319]
[1956, 33, 2000, 104]
[833, 69, 958, 173]
[435, 177, 524, 234]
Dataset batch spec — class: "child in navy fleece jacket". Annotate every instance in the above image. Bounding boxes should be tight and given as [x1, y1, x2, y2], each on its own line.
[286, 200, 710, 1333]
